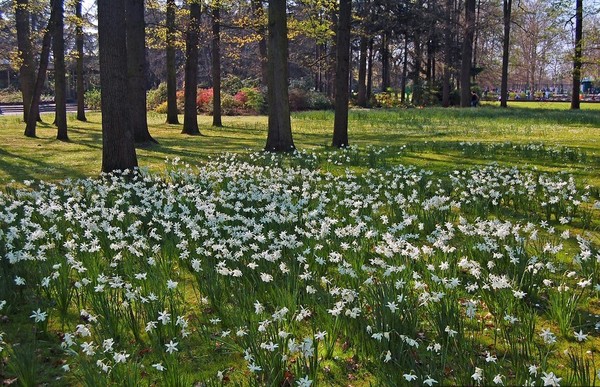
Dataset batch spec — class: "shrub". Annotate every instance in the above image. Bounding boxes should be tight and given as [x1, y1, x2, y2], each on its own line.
[307, 90, 332, 110]
[222, 75, 243, 95]
[176, 90, 185, 112]
[196, 88, 214, 112]
[289, 88, 309, 111]
[154, 101, 169, 114]
[84, 89, 101, 110]
[238, 87, 265, 114]
[147, 83, 168, 110]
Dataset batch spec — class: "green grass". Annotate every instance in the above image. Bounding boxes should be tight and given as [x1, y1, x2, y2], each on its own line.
[0, 105, 599, 186]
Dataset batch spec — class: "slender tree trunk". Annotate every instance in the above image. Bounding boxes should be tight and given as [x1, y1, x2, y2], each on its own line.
[15, 0, 35, 123]
[166, 0, 179, 124]
[75, 0, 87, 121]
[357, 35, 368, 107]
[182, 2, 201, 135]
[212, 4, 222, 127]
[332, 0, 351, 148]
[442, 0, 453, 107]
[52, 0, 68, 141]
[381, 32, 390, 91]
[401, 36, 408, 103]
[460, 0, 476, 107]
[265, 0, 294, 151]
[366, 38, 373, 100]
[251, 0, 268, 87]
[412, 36, 423, 105]
[98, 0, 138, 173]
[24, 7, 56, 138]
[571, 0, 583, 110]
[126, 0, 156, 143]
[500, 0, 512, 108]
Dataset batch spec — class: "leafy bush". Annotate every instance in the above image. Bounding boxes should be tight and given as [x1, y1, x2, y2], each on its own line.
[288, 89, 331, 111]
[196, 88, 214, 113]
[84, 89, 101, 110]
[221, 75, 243, 95]
[307, 90, 332, 110]
[237, 87, 265, 114]
[154, 101, 169, 114]
[147, 83, 168, 110]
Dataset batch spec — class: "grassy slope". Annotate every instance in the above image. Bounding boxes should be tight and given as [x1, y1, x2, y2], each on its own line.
[0, 104, 599, 186]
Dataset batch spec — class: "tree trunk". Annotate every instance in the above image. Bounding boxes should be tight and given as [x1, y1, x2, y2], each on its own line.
[401, 36, 408, 103]
[500, 0, 512, 108]
[75, 0, 87, 121]
[332, 0, 351, 148]
[366, 38, 373, 101]
[571, 0, 583, 110]
[98, 0, 138, 173]
[53, 0, 68, 141]
[265, 0, 294, 151]
[126, 0, 156, 143]
[442, 0, 453, 107]
[381, 32, 390, 91]
[182, 2, 201, 135]
[15, 0, 35, 123]
[212, 4, 222, 127]
[24, 7, 56, 138]
[251, 0, 268, 87]
[412, 36, 423, 105]
[460, 0, 476, 107]
[166, 0, 179, 124]
[357, 35, 368, 107]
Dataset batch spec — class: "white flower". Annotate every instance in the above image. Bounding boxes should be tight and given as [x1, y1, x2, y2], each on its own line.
[539, 328, 556, 344]
[165, 340, 178, 354]
[403, 372, 417, 382]
[30, 308, 47, 323]
[574, 330, 588, 342]
[113, 351, 130, 363]
[14, 276, 25, 286]
[152, 362, 166, 371]
[158, 310, 171, 325]
[296, 375, 312, 387]
[166, 279, 178, 289]
[493, 374, 504, 385]
[423, 376, 438, 386]
[314, 331, 327, 340]
[541, 371, 561, 386]
[472, 367, 483, 382]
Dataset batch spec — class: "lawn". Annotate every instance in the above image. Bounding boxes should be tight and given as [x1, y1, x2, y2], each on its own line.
[0, 105, 599, 385]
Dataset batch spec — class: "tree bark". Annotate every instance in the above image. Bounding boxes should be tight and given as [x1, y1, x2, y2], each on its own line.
[381, 32, 390, 91]
[166, 0, 179, 124]
[24, 7, 56, 138]
[357, 35, 368, 107]
[98, 0, 138, 173]
[182, 2, 201, 135]
[212, 4, 222, 127]
[126, 0, 156, 143]
[332, 0, 351, 148]
[53, 0, 68, 141]
[571, 0, 583, 110]
[15, 0, 35, 123]
[442, 0, 453, 107]
[265, 0, 294, 152]
[401, 36, 408, 103]
[460, 0, 476, 107]
[366, 38, 373, 101]
[75, 0, 87, 121]
[500, 0, 512, 108]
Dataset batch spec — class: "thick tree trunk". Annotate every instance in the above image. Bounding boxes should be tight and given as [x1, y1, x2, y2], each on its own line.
[357, 35, 368, 107]
[98, 0, 138, 173]
[212, 5, 222, 127]
[15, 0, 35, 123]
[460, 0, 476, 107]
[182, 2, 201, 135]
[332, 0, 351, 148]
[126, 0, 156, 143]
[500, 0, 511, 108]
[265, 0, 294, 151]
[251, 0, 268, 87]
[53, 0, 68, 141]
[571, 0, 583, 110]
[24, 8, 56, 138]
[75, 0, 87, 121]
[166, 0, 179, 124]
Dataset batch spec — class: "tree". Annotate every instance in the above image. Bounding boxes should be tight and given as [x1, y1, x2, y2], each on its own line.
[53, 0, 68, 141]
[251, 0, 268, 87]
[460, 0, 476, 107]
[442, 0, 454, 107]
[75, 0, 87, 121]
[332, 0, 351, 148]
[265, 0, 294, 151]
[126, 0, 156, 143]
[571, 0, 583, 110]
[15, 0, 35, 122]
[500, 0, 512, 108]
[182, 1, 201, 135]
[166, 0, 179, 124]
[24, 3, 56, 138]
[98, 0, 138, 173]
[211, 1, 222, 127]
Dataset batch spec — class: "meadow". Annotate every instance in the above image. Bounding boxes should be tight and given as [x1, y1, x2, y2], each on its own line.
[0, 105, 599, 385]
